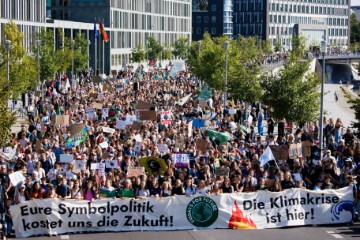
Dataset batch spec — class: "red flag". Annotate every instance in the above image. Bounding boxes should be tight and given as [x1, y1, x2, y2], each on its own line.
[99, 22, 109, 42]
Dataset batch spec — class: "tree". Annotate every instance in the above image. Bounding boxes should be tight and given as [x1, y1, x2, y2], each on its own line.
[342, 87, 360, 138]
[73, 33, 90, 72]
[350, 13, 360, 44]
[161, 44, 172, 60]
[146, 36, 163, 61]
[131, 44, 146, 63]
[0, 20, 38, 146]
[32, 28, 58, 81]
[172, 37, 190, 59]
[261, 40, 273, 55]
[55, 30, 72, 74]
[262, 35, 321, 126]
[273, 38, 282, 52]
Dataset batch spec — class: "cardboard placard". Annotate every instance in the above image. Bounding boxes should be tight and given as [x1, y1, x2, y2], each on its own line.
[105, 160, 119, 169]
[91, 163, 99, 170]
[92, 102, 103, 109]
[74, 160, 87, 171]
[215, 168, 230, 177]
[289, 143, 303, 159]
[55, 115, 70, 125]
[102, 83, 111, 92]
[69, 124, 85, 136]
[139, 111, 157, 120]
[131, 121, 142, 131]
[270, 145, 289, 161]
[89, 93, 97, 99]
[175, 137, 185, 149]
[92, 76, 102, 84]
[127, 167, 146, 177]
[136, 101, 152, 110]
[102, 127, 116, 134]
[302, 141, 312, 157]
[59, 154, 74, 163]
[171, 154, 190, 168]
[199, 99, 207, 108]
[116, 119, 127, 130]
[196, 139, 208, 152]
[9, 171, 25, 187]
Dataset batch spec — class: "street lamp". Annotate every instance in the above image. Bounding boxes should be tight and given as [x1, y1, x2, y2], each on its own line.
[223, 41, 230, 113]
[197, 40, 202, 89]
[36, 40, 41, 91]
[71, 39, 75, 80]
[87, 40, 91, 72]
[319, 40, 326, 162]
[4, 40, 12, 85]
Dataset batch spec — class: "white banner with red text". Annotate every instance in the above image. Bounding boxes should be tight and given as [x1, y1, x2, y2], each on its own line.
[10, 187, 354, 238]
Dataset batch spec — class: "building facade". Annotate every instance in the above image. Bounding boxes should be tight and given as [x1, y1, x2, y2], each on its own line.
[192, 0, 233, 41]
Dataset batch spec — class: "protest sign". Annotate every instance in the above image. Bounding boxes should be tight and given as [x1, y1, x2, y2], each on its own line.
[102, 127, 116, 134]
[199, 99, 207, 108]
[89, 93, 97, 99]
[74, 160, 86, 171]
[269, 145, 289, 161]
[215, 168, 230, 177]
[65, 127, 88, 149]
[289, 143, 303, 159]
[196, 139, 208, 152]
[127, 166, 146, 177]
[91, 163, 99, 170]
[92, 102, 103, 109]
[55, 115, 70, 125]
[302, 141, 312, 157]
[11, 187, 353, 238]
[192, 119, 206, 128]
[9, 171, 25, 187]
[69, 124, 85, 136]
[229, 109, 236, 115]
[175, 137, 185, 149]
[105, 160, 119, 169]
[98, 163, 105, 177]
[136, 100, 152, 110]
[171, 154, 190, 168]
[102, 108, 109, 118]
[59, 154, 74, 163]
[134, 141, 142, 153]
[160, 111, 172, 125]
[92, 76, 102, 83]
[140, 111, 157, 121]
[157, 144, 168, 153]
[99, 142, 109, 149]
[85, 107, 94, 120]
[188, 121, 193, 138]
[116, 119, 127, 130]
[131, 121, 142, 131]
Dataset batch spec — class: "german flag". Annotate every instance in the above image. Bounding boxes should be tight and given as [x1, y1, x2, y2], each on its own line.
[99, 22, 109, 42]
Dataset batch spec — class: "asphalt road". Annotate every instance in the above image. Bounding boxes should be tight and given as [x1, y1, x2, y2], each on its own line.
[15, 223, 359, 240]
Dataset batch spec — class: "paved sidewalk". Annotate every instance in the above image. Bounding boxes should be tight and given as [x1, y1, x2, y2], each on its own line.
[10, 99, 28, 134]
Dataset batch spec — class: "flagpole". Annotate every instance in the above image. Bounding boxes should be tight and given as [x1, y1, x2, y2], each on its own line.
[98, 30, 101, 76]
[94, 17, 97, 76]
[102, 18, 105, 75]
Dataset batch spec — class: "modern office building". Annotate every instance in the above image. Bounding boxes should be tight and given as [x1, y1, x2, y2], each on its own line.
[48, 0, 192, 72]
[0, 0, 192, 74]
[193, 0, 350, 50]
[192, 0, 233, 41]
[351, 6, 360, 22]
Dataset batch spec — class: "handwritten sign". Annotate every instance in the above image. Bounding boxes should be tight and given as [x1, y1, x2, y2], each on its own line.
[59, 154, 74, 163]
[171, 154, 190, 168]
[215, 168, 230, 177]
[127, 167, 145, 177]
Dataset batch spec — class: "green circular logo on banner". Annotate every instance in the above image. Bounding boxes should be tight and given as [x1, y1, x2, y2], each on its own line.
[186, 196, 218, 227]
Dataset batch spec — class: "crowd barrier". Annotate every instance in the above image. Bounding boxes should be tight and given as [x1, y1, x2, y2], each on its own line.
[10, 187, 354, 238]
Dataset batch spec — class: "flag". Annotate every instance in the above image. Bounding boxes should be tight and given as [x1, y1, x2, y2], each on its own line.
[176, 93, 192, 106]
[205, 130, 231, 145]
[99, 22, 109, 42]
[259, 146, 275, 167]
[94, 20, 99, 39]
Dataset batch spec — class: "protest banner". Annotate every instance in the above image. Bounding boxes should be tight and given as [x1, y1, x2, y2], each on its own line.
[91, 163, 99, 170]
[192, 119, 206, 128]
[74, 160, 86, 171]
[171, 154, 190, 168]
[160, 111, 172, 125]
[302, 141, 312, 157]
[98, 163, 105, 177]
[140, 111, 157, 121]
[69, 124, 85, 136]
[269, 145, 289, 161]
[102, 127, 116, 134]
[196, 139, 208, 152]
[9, 171, 25, 187]
[55, 115, 70, 125]
[92, 102, 103, 109]
[105, 160, 119, 169]
[102, 108, 109, 118]
[116, 119, 127, 130]
[127, 166, 146, 177]
[59, 154, 74, 163]
[289, 143, 303, 159]
[10, 187, 353, 238]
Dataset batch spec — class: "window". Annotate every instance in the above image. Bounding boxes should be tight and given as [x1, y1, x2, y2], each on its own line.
[204, 27, 209, 33]
[204, 16, 209, 23]
[196, 16, 201, 23]
[196, 27, 201, 34]
[211, 16, 216, 23]
[211, 4, 216, 11]
[211, 27, 216, 34]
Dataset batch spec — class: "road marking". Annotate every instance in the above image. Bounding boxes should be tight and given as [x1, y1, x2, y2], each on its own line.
[326, 231, 343, 239]
[60, 235, 70, 240]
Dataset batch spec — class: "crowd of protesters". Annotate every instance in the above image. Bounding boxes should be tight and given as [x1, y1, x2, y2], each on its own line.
[1, 62, 360, 237]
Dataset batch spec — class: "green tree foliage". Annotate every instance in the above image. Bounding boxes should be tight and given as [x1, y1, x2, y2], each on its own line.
[32, 28, 58, 81]
[261, 40, 274, 55]
[262, 35, 321, 124]
[0, 20, 37, 146]
[131, 44, 145, 62]
[162, 44, 172, 60]
[73, 33, 90, 72]
[341, 87, 360, 138]
[146, 36, 163, 61]
[350, 13, 360, 43]
[55, 30, 72, 74]
[273, 38, 282, 52]
[172, 37, 190, 59]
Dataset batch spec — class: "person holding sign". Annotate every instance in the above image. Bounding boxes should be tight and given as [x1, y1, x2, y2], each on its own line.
[99, 179, 116, 198]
